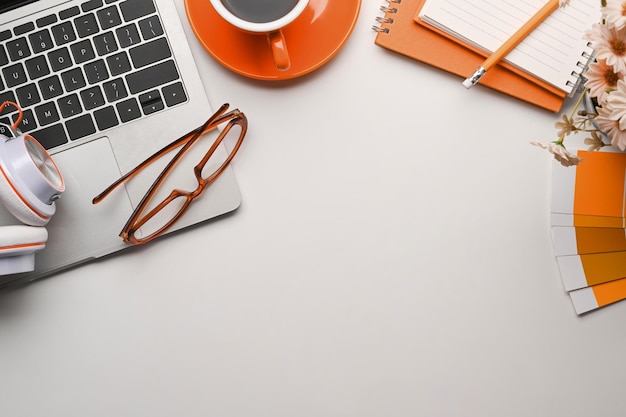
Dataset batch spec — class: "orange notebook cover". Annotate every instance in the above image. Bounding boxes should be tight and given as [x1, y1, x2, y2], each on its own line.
[373, 0, 566, 112]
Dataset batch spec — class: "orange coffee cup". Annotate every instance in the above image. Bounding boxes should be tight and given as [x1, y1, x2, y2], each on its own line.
[208, 0, 310, 71]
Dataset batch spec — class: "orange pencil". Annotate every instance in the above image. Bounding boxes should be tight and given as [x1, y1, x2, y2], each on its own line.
[463, 0, 561, 88]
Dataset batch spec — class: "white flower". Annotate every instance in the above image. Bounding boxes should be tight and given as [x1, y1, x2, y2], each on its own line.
[595, 104, 626, 150]
[606, 79, 626, 128]
[530, 141, 583, 167]
[594, 103, 619, 134]
[584, 23, 626, 74]
[584, 58, 623, 106]
[585, 131, 606, 151]
[554, 113, 577, 137]
[602, 0, 626, 30]
[607, 124, 626, 150]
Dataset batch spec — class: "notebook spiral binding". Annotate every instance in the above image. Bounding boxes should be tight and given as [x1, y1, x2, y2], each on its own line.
[372, 0, 401, 33]
[566, 42, 596, 96]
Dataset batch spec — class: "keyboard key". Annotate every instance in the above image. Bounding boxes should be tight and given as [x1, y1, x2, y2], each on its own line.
[0, 92, 17, 115]
[28, 29, 54, 53]
[36, 14, 58, 28]
[84, 59, 109, 84]
[102, 78, 127, 101]
[0, 120, 14, 137]
[61, 67, 86, 91]
[39, 75, 63, 100]
[82, 0, 104, 12]
[98, 6, 122, 30]
[35, 102, 61, 126]
[0, 46, 9, 66]
[16, 83, 41, 107]
[126, 60, 179, 94]
[94, 106, 119, 130]
[129, 37, 170, 68]
[106, 51, 131, 76]
[138, 15, 163, 40]
[162, 82, 187, 107]
[74, 14, 99, 38]
[141, 98, 163, 115]
[0, 30, 11, 42]
[58, 93, 83, 117]
[70, 39, 95, 64]
[3, 63, 28, 88]
[6, 38, 31, 61]
[66, 114, 96, 140]
[32, 123, 68, 149]
[138, 89, 159, 103]
[11, 109, 37, 132]
[59, 7, 80, 20]
[14, 22, 35, 36]
[116, 97, 140, 122]
[116, 23, 140, 47]
[25, 55, 50, 79]
[93, 32, 118, 55]
[52, 22, 77, 46]
[80, 85, 105, 109]
[139, 89, 163, 114]
[120, 0, 156, 22]
[48, 47, 73, 72]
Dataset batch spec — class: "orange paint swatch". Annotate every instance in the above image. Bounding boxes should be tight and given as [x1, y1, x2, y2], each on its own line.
[572, 151, 626, 218]
[570, 277, 626, 314]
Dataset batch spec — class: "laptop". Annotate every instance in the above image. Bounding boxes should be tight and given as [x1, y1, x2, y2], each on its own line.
[0, 0, 242, 288]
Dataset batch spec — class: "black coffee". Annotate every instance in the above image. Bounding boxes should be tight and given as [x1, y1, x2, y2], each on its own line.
[221, 0, 300, 24]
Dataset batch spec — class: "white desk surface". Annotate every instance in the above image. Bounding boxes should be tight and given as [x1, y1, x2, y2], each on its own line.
[2, 1, 625, 416]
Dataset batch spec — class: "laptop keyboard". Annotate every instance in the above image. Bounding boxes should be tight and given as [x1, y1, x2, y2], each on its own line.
[0, 0, 188, 150]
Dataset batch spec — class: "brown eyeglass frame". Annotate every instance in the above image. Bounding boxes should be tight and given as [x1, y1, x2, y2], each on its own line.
[92, 103, 247, 245]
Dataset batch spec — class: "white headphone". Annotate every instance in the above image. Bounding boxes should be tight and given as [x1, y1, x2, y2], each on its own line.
[0, 102, 64, 276]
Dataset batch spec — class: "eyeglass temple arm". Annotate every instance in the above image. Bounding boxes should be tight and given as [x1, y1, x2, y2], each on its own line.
[92, 124, 206, 204]
[92, 105, 237, 204]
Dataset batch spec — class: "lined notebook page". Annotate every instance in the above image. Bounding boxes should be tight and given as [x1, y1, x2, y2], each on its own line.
[418, 0, 598, 92]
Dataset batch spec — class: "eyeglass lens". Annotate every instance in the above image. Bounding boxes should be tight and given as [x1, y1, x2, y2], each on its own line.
[131, 120, 244, 241]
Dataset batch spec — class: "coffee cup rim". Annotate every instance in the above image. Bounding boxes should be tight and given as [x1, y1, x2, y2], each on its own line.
[209, 0, 310, 33]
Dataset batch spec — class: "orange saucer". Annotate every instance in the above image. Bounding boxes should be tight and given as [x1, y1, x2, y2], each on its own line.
[185, 0, 361, 80]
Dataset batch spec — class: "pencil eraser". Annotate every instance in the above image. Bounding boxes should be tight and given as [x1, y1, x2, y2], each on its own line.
[462, 78, 474, 88]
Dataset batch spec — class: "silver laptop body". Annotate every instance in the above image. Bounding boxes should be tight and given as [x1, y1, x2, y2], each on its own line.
[0, 0, 241, 288]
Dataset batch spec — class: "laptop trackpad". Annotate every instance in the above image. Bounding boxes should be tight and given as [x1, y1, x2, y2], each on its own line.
[35, 137, 133, 273]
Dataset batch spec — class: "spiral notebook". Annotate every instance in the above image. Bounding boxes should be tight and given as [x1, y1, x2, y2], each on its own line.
[372, 0, 591, 111]
[418, 0, 597, 94]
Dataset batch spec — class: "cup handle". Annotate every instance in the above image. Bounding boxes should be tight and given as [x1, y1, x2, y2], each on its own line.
[267, 30, 290, 71]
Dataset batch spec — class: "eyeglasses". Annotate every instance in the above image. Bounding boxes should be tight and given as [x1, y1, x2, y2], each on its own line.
[92, 103, 247, 245]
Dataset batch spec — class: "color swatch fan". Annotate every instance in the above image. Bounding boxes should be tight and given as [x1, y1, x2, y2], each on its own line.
[550, 150, 626, 314]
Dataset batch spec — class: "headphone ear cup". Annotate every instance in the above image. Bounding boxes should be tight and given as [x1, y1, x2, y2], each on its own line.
[0, 225, 48, 275]
[0, 166, 55, 226]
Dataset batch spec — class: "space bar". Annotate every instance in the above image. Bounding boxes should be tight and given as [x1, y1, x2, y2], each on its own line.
[126, 60, 179, 95]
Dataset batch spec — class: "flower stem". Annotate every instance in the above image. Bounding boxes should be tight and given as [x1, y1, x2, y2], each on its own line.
[571, 88, 588, 119]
